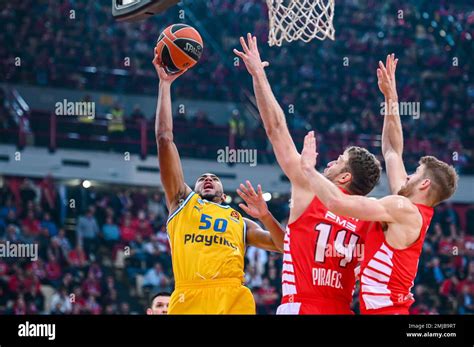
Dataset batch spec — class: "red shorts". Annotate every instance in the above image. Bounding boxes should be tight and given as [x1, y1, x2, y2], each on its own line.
[277, 295, 354, 315]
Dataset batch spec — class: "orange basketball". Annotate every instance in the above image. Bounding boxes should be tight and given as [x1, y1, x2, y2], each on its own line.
[156, 24, 204, 74]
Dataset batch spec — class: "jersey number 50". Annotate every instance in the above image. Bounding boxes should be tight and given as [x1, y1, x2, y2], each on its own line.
[199, 214, 228, 232]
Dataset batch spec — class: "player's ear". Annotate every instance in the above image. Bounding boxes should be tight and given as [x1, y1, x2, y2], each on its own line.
[419, 178, 431, 191]
[146, 308, 153, 315]
[338, 172, 352, 185]
[221, 193, 227, 203]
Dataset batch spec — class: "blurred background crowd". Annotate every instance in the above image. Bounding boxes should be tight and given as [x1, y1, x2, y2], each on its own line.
[0, 0, 473, 172]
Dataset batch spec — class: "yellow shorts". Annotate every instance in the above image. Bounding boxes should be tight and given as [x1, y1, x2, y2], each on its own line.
[168, 278, 256, 314]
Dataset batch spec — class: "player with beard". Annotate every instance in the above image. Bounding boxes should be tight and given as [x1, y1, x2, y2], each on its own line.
[153, 49, 284, 314]
[235, 34, 382, 314]
[299, 55, 458, 314]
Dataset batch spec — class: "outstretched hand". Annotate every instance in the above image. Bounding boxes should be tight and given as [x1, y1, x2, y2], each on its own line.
[233, 33, 270, 77]
[237, 181, 269, 219]
[300, 131, 318, 172]
[152, 46, 187, 84]
[377, 53, 398, 98]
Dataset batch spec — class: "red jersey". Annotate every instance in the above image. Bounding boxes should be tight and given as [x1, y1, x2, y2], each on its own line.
[359, 203, 434, 314]
[277, 193, 374, 314]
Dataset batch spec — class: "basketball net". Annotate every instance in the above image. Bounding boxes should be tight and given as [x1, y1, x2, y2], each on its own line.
[266, 0, 335, 46]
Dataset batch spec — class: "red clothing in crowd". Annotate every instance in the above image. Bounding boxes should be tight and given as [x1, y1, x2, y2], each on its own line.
[438, 238, 455, 255]
[132, 218, 153, 239]
[21, 217, 41, 236]
[46, 261, 62, 281]
[440, 278, 457, 297]
[120, 224, 136, 242]
[258, 286, 278, 306]
[82, 279, 101, 297]
[8, 274, 23, 292]
[68, 249, 88, 267]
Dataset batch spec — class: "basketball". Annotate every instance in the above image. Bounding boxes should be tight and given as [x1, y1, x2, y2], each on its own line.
[156, 24, 203, 74]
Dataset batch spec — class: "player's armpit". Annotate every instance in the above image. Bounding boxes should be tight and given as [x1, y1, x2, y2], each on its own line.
[245, 218, 283, 253]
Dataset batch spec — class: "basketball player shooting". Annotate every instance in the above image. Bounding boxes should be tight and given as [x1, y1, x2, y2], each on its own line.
[234, 34, 382, 314]
[299, 55, 459, 314]
[152, 48, 284, 314]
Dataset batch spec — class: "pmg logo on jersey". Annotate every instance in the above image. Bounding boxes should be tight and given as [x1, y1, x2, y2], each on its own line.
[18, 321, 56, 341]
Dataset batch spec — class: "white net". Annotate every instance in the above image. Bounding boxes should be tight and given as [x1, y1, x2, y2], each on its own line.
[267, 0, 335, 46]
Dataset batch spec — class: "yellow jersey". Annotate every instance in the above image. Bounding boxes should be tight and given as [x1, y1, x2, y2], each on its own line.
[166, 191, 246, 285]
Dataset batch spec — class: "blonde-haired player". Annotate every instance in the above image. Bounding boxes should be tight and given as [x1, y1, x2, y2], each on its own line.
[152, 48, 284, 314]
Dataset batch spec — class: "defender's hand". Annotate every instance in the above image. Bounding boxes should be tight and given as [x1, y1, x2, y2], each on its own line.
[233, 33, 269, 77]
[237, 181, 269, 219]
[377, 53, 398, 98]
[301, 131, 318, 172]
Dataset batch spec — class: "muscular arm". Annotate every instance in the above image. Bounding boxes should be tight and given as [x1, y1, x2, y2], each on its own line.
[234, 34, 308, 187]
[378, 55, 408, 194]
[252, 72, 307, 185]
[245, 218, 282, 253]
[153, 54, 191, 211]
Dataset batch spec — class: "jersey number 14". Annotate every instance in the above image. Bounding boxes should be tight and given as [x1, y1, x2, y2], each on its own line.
[314, 223, 360, 268]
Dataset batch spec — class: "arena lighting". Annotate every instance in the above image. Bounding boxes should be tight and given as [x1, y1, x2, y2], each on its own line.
[82, 180, 92, 189]
[225, 195, 232, 204]
[262, 192, 272, 202]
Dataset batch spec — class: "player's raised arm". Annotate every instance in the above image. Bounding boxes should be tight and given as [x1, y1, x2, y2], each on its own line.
[233, 34, 307, 187]
[236, 181, 285, 252]
[153, 50, 191, 211]
[299, 131, 418, 223]
[378, 54, 408, 194]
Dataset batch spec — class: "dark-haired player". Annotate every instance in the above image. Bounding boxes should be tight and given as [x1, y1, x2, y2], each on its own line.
[235, 34, 382, 314]
[146, 292, 171, 315]
[152, 48, 284, 314]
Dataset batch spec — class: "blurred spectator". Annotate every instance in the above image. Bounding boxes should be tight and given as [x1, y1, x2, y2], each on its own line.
[50, 287, 72, 314]
[76, 206, 99, 255]
[40, 212, 58, 237]
[21, 210, 41, 239]
[246, 245, 268, 277]
[102, 216, 120, 247]
[108, 103, 126, 152]
[142, 263, 171, 294]
[120, 211, 136, 243]
[229, 109, 246, 148]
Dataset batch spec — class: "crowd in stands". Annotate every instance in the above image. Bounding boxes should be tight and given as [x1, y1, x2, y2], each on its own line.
[0, 176, 473, 314]
[0, 0, 473, 172]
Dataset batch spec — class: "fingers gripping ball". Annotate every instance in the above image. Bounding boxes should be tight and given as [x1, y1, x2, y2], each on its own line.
[156, 24, 203, 74]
